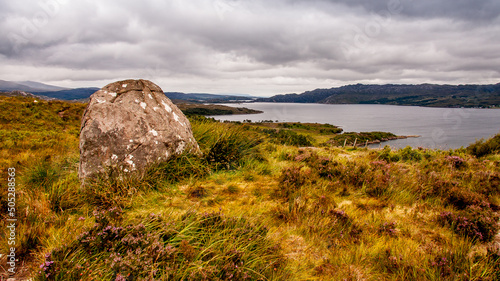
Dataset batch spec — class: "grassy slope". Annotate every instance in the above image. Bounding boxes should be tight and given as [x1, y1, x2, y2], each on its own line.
[1, 96, 499, 280]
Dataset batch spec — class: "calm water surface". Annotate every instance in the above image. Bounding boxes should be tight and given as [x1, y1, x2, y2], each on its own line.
[212, 103, 500, 149]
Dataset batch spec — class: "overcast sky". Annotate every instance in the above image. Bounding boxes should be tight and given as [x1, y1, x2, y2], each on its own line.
[1, 0, 499, 96]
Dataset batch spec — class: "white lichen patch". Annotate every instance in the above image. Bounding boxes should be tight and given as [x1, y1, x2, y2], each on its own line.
[148, 94, 153, 99]
[111, 154, 118, 161]
[153, 107, 160, 112]
[161, 100, 172, 113]
[140, 102, 147, 110]
[173, 113, 180, 122]
[109, 92, 117, 97]
[175, 142, 186, 154]
[149, 129, 159, 136]
[122, 84, 128, 88]
[165, 151, 170, 158]
[96, 98, 105, 104]
[135, 99, 140, 103]
[129, 139, 134, 143]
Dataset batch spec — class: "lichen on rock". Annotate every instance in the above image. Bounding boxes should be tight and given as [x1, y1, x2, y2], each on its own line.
[79, 79, 200, 182]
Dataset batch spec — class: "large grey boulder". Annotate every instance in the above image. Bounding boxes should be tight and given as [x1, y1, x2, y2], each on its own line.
[79, 79, 200, 181]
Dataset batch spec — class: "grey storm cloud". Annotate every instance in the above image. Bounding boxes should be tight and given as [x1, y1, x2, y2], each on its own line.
[0, 0, 499, 95]
[295, 0, 500, 21]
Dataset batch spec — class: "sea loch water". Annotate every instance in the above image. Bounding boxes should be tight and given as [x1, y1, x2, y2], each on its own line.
[212, 103, 500, 149]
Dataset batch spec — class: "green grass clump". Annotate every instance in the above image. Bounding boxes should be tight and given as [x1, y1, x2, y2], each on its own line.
[191, 117, 263, 170]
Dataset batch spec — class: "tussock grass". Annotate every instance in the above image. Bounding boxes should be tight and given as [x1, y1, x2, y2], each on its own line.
[36, 209, 288, 280]
[2, 96, 500, 280]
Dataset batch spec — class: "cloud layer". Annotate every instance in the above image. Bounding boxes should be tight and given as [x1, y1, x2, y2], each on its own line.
[1, 0, 499, 95]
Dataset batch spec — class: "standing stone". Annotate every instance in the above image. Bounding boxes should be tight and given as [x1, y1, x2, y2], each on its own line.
[79, 79, 200, 181]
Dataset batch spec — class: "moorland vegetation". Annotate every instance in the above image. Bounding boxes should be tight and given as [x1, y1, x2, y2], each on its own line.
[0, 96, 499, 280]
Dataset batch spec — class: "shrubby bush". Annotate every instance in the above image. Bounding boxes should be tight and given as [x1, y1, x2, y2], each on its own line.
[378, 146, 423, 162]
[262, 129, 313, 147]
[378, 146, 401, 162]
[467, 133, 500, 157]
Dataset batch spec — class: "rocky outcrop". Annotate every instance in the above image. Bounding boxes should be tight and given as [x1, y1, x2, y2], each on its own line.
[79, 79, 200, 181]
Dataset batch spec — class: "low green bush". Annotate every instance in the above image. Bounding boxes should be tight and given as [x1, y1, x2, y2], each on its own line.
[467, 133, 500, 157]
[262, 129, 313, 147]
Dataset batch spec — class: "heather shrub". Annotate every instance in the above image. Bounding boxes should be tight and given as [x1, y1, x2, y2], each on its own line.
[437, 206, 499, 242]
[316, 160, 369, 187]
[36, 209, 287, 280]
[293, 149, 320, 164]
[277, 166, 308, 199]
[446, 156, 466, 169]
[444, 187, 489, 210]
[429, 254, 453, 278]
[378, 222, 398, 237]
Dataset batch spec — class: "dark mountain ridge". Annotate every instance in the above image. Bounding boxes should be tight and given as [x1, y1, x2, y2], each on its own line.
[259, 83, 500, 108]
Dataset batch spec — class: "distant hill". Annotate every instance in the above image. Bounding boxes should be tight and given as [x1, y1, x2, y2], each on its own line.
[0, 90, 54, 100]
[164, 92, 256, 103]
[33, 88, 100, 101]
[32, 89, 252, 102]
[0, 80, 43, 92]
[0, 80, 96, 100]
[0, 80, 70, 92]
[258, 83, 500, 108]
[0, 80, 256, 102]
[16, 81, 69, 92]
